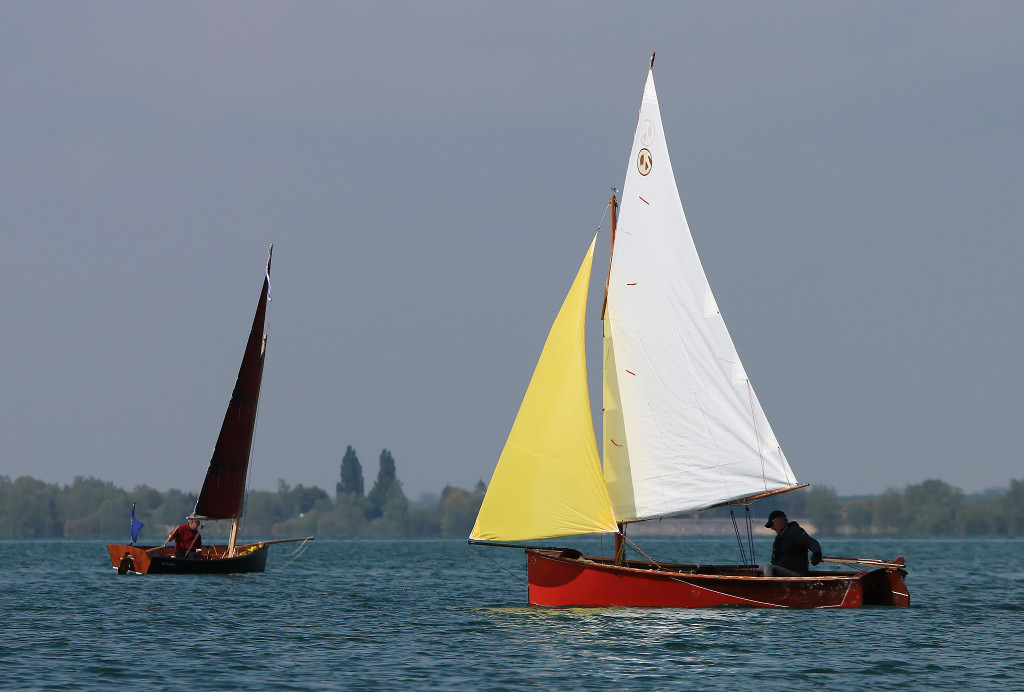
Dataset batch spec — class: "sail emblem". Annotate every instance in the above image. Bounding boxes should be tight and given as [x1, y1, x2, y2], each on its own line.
[637, 148, 653, 176]
[640, 119, 655, 145]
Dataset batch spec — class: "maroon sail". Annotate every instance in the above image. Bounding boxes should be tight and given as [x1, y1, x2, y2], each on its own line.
[194, 248, 271, 520]
[107, 244, 314, 575]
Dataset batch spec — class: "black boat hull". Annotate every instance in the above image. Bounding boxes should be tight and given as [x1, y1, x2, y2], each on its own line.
[107, 544, 269, 575]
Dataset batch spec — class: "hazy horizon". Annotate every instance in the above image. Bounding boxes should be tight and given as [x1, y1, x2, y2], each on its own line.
[2, 3, 1022, 500]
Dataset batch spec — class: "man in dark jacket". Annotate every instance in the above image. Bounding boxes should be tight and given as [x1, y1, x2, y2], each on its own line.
[764, 510, 822, 576]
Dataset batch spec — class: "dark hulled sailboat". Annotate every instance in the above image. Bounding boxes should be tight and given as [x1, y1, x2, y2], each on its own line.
[107, 246, 311, 574]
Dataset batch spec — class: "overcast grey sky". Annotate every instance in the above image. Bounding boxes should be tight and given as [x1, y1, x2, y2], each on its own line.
[1, 2, 1021, 503]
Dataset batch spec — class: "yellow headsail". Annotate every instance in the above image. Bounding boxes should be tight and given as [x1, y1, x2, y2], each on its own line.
[470, 236, 617, 542]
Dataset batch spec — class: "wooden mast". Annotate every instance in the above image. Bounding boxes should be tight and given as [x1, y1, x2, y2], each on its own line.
[228, 514, 241, 557]
[227, 517, 240, 556]
[599, 193, 626, 564]
[601, 193, 618, 320]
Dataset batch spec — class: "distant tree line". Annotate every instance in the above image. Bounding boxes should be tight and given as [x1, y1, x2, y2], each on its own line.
[1, 461, 1020, 538]
[0, 446, 485, 540]
[702, 479, 1024, 536]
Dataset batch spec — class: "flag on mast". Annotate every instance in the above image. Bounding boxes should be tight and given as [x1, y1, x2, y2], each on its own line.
[129, 503, 144, 545]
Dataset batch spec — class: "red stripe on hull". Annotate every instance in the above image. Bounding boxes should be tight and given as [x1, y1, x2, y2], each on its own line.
[526, 549, 908, 609]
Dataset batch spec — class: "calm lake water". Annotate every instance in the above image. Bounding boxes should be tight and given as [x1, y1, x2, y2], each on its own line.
[1, 536, 1021, 690]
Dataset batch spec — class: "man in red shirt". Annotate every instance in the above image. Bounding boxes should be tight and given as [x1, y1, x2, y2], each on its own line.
[168, 517, 203, 558]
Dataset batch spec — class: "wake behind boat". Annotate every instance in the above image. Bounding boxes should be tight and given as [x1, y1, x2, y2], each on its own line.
[470, 55, 908, 608]
[107, 245, 312, 575]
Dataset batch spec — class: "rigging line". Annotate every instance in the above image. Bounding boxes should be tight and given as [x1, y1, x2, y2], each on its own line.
[729, 507, 747, 566]
[271, 537, 314, 571]
[595, 193, 611, 235]
[281, 536, 314, 557]
[471, 544, 527, 586]
[622, 535, 664, 569]
[745, 504, 756, 566]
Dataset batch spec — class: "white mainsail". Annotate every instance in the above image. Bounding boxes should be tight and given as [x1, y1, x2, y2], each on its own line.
[472, 63, 801, 544]
[603, 69, 799, 523]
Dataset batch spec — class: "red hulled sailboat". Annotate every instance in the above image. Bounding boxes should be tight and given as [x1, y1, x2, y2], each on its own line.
[470, 56, 908, 608]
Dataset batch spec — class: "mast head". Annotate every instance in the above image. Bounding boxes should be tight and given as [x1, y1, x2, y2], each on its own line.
[650, 52, 656, 69]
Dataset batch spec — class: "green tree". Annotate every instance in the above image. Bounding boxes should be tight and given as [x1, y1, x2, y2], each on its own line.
[805, 486, 841, 534]
[1003, 479, 1024, 536]
[272, 511, 321, 538]
[439, 485, 482, 537]
[60, 477, 129, 537]
[407, 506, 441, 536]
[337, 446, 364, 498]
[60, 476, 123, 519]
[277, 480, 331, 520]
[1, 477, 62, 537]
[130, 485, 164, 513]
[903, 479, 962, 535]
[772, 487, 807, 518]
[300, 486, 332, 514]
[873, 490, 903, 533]
[843, 498, 876, 534]
[366, 449, 407, 524]
[68, 496, 134, 537]
[319, 493, 369, 536]
[0, 477, 10, 534]
[150, 489, 197, 533]
[380, 483, 408, 523]
[240, 490, 289, 535]
[957, 502, 997, 535]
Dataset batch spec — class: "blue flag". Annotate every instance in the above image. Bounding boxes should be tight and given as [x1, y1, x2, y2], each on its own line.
[130, 503, 144, 544]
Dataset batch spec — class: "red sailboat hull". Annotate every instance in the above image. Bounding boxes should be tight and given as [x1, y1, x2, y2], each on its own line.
[526, 549, 909, 608]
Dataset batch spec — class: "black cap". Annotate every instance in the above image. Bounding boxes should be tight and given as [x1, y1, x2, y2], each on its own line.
[765, 510, 787, 528]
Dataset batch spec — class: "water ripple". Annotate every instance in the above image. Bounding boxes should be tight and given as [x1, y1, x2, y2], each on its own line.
[1, 537, 1023, 690]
